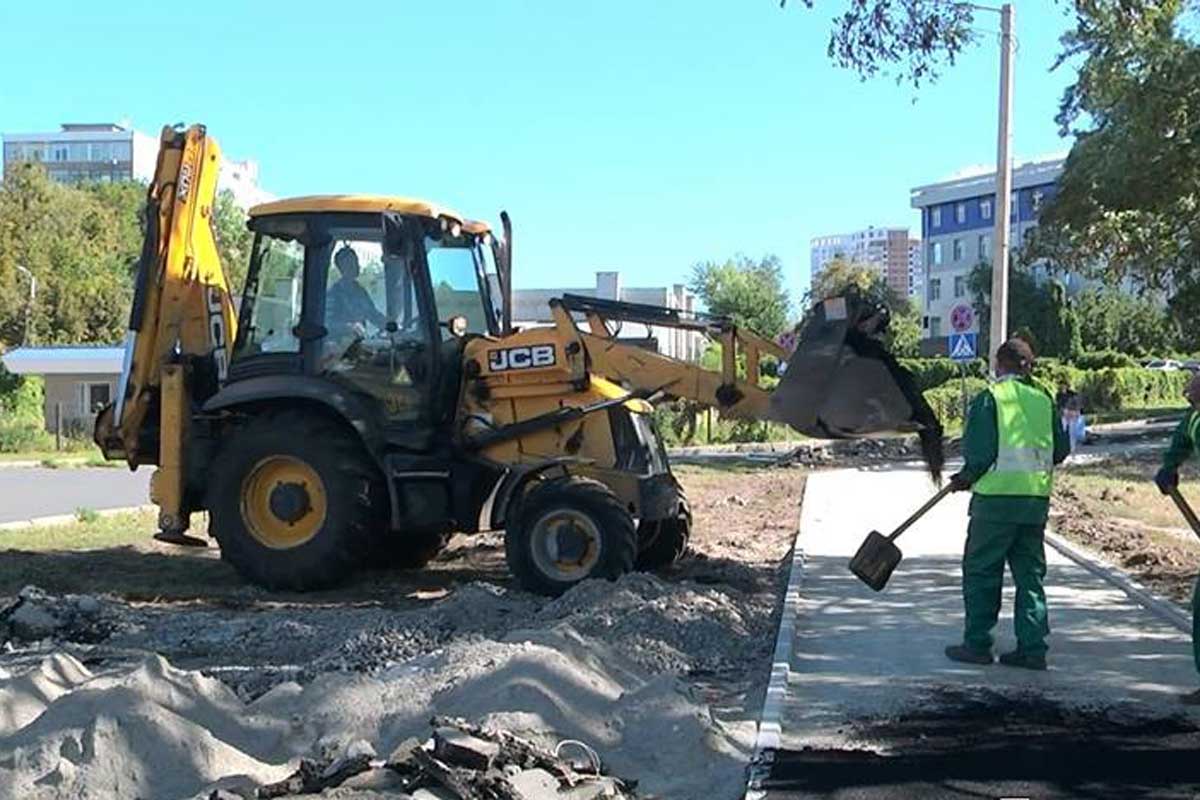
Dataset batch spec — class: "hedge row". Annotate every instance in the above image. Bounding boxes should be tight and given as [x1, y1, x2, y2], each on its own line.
[921, 366, 1191, 430]
[0, 367, 50, 453]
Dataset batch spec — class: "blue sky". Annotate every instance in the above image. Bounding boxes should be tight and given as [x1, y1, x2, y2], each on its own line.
[0, 1, 1077, 302]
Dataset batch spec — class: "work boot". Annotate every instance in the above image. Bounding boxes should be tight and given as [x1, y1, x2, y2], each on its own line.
[944, 644, 993, 665]
[998, 649, 1047, 671]
[1180, 689, 1200, 706]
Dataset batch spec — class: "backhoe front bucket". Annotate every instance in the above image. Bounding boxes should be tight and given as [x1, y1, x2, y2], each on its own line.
[770, 295, 944, 480]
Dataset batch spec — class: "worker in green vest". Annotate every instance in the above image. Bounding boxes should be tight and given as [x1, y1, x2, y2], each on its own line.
[945, 338, 1071, 670]
[1153, 372, 1200, 705]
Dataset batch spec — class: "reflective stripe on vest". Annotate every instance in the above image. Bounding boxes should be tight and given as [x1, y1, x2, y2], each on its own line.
[973, 379, 1054, 498]
[1188, 411, 1200, 446]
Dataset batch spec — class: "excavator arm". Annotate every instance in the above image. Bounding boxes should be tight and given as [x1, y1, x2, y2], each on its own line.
[94, 125, 237, 536]
[463, 289, 944, 478]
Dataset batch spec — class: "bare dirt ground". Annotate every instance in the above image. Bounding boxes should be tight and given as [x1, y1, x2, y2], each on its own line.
[0, 464, 806, 800]
[1053, 452, 1200, 607]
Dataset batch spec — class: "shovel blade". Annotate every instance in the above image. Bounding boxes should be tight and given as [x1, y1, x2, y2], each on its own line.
[849, 530, 903, 592]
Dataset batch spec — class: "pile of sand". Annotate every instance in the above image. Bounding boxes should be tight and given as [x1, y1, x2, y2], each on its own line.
[0, 625, 753, 799]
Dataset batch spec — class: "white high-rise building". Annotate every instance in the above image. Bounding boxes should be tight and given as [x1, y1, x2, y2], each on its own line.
[809, 226, 915, 296]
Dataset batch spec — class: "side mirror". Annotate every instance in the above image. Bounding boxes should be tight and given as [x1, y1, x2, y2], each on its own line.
[447, 315, 468, 338]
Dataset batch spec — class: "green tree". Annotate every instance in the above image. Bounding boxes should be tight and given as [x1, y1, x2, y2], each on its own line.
[806, 256, 921, 356]
[688, 255, 791, 338]
[1028, 0, 1200, 337]
[966, 261, 1080, 358]
[1073, 287, 1180, 357]
[0, 165, 136, 347]
[213, 189, 252, 291]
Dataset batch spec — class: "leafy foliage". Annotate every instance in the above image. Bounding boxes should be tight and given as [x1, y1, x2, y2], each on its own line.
[689, 255, 791, 338]
[1073, 287, 1181, 356]
[1029, 1, 1200, 338]
[966, 261, 1083, 359]
[808, 256, 921, 357]
[0, 164, 252, 350]
[783, 0, 977, 86]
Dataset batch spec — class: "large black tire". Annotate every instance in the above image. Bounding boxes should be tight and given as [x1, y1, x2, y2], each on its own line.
[505, 476, 637, 596]
[369, 528, 450, 570]
[207, 410, 382, 591]
[636, 493, 692, 571]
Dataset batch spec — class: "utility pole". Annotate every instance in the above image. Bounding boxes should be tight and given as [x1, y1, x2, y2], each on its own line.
[989, 2, 1015, 367]
[15, 265, 36, 346]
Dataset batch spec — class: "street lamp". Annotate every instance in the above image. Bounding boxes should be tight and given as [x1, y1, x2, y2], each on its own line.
[964, 2, 1016, 367]
[15, 265, 36, 346]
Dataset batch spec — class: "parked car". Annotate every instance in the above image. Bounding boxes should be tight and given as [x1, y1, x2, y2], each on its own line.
[1144, 358, 1183, 371]
[1182, 360, 1200, 374]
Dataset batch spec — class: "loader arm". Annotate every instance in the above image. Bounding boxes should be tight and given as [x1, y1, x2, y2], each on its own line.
[94, 125, 238, 534]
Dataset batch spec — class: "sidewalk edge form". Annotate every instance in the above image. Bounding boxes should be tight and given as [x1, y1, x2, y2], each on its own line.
[745, 478, 809, 799]
[1045, 529, 1191, 634]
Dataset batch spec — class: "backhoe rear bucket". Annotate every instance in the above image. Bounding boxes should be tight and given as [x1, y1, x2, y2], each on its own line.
[770, 294, 944, 480]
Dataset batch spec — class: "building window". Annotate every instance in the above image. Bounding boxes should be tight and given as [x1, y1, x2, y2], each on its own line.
[931, 242, 943, 266]
[1010, 193, 1018, 218]
[930, 316, 943, 338]
[955, 203, 966, 224]
[931, 206, 942, 228]
[1032, 189, 1045, 213]
[85, 382, 112, 413]
[928, 278, 941, 302]
[954, 275, 966, 298]
[52, 145, 69, 162]
[980, 198, 992, 220]
[979, 234, 991, 260]
[952, 238, 964, 261]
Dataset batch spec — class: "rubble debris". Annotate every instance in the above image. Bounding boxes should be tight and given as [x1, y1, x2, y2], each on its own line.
[0, 586, 118, 644]
[255, 753, 373, 798]
[376, 717, 636, 800]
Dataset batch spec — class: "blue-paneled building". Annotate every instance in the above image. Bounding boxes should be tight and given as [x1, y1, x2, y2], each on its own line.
[910, 157, 1066, 349]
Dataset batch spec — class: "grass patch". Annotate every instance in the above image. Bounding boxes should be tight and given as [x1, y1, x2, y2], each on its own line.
[0, 445, 106, 465]
[1058, 463, 1198, 532]
[1087, 406, 1188, 426]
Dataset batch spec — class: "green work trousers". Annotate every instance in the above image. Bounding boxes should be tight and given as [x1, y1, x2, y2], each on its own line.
[962, 518, 1050, 655]
[1193, 577, 1199, 677]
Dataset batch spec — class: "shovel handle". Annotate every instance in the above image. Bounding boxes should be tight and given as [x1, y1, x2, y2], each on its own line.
[1167, 487, 1200, 539]
[887, 484, 955, 542]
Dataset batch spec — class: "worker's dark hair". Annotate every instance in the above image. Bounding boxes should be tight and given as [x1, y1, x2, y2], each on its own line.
[334, 246, 359, 273]
[996, 337, 1035, 375]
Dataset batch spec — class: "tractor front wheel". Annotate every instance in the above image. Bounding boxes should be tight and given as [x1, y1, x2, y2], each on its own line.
[505, 477, 637, 596]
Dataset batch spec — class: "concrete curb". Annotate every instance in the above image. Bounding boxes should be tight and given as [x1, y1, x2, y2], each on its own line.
[745, 479, 809, 798]
[0, 505, 154, 532]
[1045, 530, 1192, 634]
[0, 458, 93, 470]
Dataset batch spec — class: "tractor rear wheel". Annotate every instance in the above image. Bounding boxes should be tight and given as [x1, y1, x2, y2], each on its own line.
[505, 476, 637, 596]
[208, 411, 381, 591]
[635, 493, 692, 570]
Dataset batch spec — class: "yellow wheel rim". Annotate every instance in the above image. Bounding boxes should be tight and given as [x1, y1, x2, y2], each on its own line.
[240, 455, 327, 550]
[529, 509, 603, 582]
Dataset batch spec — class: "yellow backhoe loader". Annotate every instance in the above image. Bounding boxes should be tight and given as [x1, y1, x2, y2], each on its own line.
[95, 125, 942, 595]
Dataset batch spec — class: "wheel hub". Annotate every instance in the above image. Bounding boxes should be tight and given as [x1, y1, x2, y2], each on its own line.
[240, 455, 328, 550]
[530, 509, 603, 581]
[268, 481, 311, 524]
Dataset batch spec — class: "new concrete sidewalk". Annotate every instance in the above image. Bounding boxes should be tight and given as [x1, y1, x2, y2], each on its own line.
[781, 466, 1198, 753]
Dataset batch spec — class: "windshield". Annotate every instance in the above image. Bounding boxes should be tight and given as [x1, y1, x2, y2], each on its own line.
[424, 234, 497, 337]
[233, 233, 306, 357]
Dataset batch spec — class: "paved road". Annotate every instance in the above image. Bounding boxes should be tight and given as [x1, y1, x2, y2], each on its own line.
[0, 467, 151, 523]
[765, 466, 1200, 799]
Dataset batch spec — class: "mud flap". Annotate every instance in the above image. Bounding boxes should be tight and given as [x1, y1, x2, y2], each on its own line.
[770, 294, 944, 479]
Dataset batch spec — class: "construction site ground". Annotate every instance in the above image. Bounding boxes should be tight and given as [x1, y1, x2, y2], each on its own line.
[0, 463, 805, 800]
[3, 436, 1200, 799]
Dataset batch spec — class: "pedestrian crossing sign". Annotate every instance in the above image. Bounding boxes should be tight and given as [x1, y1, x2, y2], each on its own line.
[948, 332, 977, 362]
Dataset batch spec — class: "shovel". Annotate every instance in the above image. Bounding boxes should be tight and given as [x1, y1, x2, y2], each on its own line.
[849, 484, 954, 591]
[1167, 486, 1200, 540]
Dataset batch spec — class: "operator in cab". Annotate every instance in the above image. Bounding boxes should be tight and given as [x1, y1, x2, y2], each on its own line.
[327, 246, 387, 333]
[1153, 372, 1200, 705]
[945, 338, 1071, 671]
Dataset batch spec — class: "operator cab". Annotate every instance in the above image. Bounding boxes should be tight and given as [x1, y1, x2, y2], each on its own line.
[226, 196, 503, 442]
